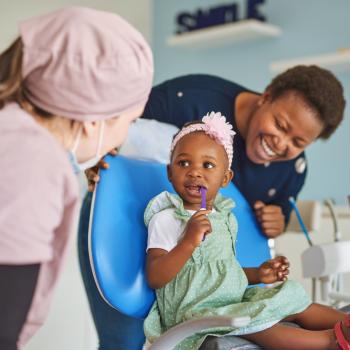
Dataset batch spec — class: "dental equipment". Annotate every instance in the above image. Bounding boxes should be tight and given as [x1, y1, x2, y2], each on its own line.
[288, 197, 313, 246]
[301, 198, 350, 305]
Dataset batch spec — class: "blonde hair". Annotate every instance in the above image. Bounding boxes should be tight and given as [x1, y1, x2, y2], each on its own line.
[0, 37, 53, 117]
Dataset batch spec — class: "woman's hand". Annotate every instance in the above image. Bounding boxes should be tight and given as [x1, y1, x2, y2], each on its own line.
[254, 201, 285, 238]
[181, 210, 212, 249]
[85, 148, 118, 192]
[258, 256, 289, 284]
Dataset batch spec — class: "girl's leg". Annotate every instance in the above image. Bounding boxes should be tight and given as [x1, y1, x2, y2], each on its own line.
[284, 303, 347, 330]
[242, 323, 338, 350]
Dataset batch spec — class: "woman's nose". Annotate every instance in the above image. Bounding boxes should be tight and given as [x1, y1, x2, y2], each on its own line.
[273, 135, 288, 156]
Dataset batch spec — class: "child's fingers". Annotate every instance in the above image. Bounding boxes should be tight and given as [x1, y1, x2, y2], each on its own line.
[192, 215, 212, 227]
[277, 268, 289, 279]
[193, 217, 212, 233]
[277, 271, 287, 280]
[281, 264, 289, 271]
[203, 229, 212, 237]
[260, 266, 273, 276]
[274, 256, 289, 266]
[275, 264, 289, 274]
[203, 222, 212, 234]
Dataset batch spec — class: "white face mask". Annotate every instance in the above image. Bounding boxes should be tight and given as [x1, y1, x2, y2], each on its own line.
[68, 120, 105, 173]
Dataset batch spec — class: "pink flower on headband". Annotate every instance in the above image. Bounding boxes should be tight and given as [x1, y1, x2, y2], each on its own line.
[170, 111, 236, 168]
[202, 112, 236, 147]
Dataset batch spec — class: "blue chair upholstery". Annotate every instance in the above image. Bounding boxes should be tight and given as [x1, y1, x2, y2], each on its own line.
[89, 155, 270, 320]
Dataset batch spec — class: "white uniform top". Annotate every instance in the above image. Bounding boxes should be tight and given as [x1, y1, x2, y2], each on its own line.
[0, 103, 79, 347]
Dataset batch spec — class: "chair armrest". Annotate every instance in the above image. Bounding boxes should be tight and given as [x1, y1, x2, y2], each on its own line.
[150, 316, 250, 350]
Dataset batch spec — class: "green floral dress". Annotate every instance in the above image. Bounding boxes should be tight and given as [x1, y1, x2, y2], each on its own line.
[144, 191, 311, 349]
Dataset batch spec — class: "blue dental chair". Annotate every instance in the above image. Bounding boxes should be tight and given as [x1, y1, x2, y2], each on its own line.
[88, 155, 270, 349]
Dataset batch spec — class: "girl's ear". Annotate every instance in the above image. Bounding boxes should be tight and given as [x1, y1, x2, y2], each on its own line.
[221, 169, 234, 188]
[167, 164, 172, 183]
[81, 120, 99, 138]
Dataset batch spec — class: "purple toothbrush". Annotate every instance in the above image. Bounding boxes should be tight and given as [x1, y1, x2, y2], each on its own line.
[200, 186, 207, 210]
[200, 186, 207, 241]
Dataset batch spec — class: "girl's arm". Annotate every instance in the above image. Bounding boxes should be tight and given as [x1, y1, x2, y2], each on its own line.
[146, 209, 212, 289]
[146, 242, 195, 289]
[243, 267, 261, 285]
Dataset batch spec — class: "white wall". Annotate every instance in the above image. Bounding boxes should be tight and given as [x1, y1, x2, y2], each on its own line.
[0, 0, 152, 51]
[0, 2, 152, 349]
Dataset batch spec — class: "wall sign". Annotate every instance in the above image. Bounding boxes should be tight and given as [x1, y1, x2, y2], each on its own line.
[176, 0, 266, 34]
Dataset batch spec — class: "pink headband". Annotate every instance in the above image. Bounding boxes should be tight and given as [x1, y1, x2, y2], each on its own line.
[170, 112, 236, 168]
[20, 7, 153, 121]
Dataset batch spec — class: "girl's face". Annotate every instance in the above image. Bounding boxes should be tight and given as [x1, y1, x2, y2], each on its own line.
[168, 132, 233, 211]
[245, 91, 324, 164]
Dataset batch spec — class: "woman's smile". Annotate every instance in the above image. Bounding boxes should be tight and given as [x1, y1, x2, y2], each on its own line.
[253, 135, 280, 162]
[261, 137, 278, 158]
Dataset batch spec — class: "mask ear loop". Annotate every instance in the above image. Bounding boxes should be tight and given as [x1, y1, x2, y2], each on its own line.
[71, 125, 82, 155]
[71, 120, 105, 156]
[96, 120, 105, 157]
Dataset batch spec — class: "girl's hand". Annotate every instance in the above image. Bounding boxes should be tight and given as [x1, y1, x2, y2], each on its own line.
[254, 201, 285, 238]
[258, 256, 289, 284]
[181, 210, 212, 249]
[85, 148, 118, 192]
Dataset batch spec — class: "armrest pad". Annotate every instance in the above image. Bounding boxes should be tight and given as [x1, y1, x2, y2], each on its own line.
[150, 316, 250, 350]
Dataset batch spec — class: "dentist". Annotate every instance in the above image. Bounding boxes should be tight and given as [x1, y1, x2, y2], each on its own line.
[0, 7, 153, 350]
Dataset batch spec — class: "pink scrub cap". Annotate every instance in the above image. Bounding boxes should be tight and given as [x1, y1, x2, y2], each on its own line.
[19, 7, 154, 121]
[170, 112, 236, 168]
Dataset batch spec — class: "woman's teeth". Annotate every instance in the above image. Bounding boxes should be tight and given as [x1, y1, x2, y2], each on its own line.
[261, 138, 277, 157]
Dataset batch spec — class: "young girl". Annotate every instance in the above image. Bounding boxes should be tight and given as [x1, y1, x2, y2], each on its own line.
[143, 112, 350, 350]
